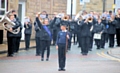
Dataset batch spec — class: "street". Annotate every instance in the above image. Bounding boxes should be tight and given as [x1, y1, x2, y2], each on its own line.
[0, 43, 120, 73]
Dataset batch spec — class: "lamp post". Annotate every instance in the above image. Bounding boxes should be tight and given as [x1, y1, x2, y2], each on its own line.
[71, 0, 73, 19]
[114, 0, 116, 12]
[103, 0, 106, 12]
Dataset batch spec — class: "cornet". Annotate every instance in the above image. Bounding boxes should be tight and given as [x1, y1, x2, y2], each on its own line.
[88, 17, 93, 23]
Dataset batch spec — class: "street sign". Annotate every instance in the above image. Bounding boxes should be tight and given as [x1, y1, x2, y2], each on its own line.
[84, 0, 90, 3]
[80, 0, 84, 5]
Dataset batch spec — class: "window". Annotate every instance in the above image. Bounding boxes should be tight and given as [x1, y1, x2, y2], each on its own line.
[0, 0, 7, 18]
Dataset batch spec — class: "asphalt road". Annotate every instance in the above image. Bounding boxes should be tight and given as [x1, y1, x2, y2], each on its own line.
[0, 44, 120, 73]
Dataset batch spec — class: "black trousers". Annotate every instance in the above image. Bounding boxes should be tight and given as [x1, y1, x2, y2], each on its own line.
[101, 33, 106, 48]
[73, 33, 77, 44]
[105, 33, 109, 43]
[35, 37, 41, 55]
[68, 33, 72, 50]
[25, 34, 31, 50]
[116, 29, 120, 46]
[95, 39, 101, 49]
[7, 37, 16, 55]
[58, 44, 66, 69]
[53, 30, 58, 45]
[14, 37, 21, 53]
[41, 40, 51, 59]
[81, 37, 90, 54]
[89, 33, 94, 49]
[109, 34, 115, 47]
[77, 34, 81, 47]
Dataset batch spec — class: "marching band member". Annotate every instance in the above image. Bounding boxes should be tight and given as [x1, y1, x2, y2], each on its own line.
[12, 10, 22, 53]
[80, 16, 93, 55]
[24, 16, 32, 50]
[115, 8, 120, 47]
[36, 12, 56, 61]
[7, 13, 20, 57]
[34, 12, 42, 56]
[101, 13, 109, 43]
[92, 18, 105, 49]
[108, 15, 117, 48]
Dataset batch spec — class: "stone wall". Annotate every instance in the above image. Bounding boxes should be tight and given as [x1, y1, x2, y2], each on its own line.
[76, 0, 114, 13]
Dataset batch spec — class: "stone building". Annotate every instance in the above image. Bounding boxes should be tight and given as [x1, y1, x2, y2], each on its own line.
[0, 0, 67, 43]
[0, 0, 115, 43]
[76, 0, 114, 14]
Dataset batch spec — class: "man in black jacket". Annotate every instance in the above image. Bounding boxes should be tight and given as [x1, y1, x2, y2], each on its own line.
[108, 15, 117, 47]
[115, 8, 120, 47]
[80, 18, 92, 55]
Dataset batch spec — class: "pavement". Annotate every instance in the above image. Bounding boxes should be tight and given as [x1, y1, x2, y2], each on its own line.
[0, 40, 36, 54]
[0, 40, 120, 73]
[0, 40, 120, 59]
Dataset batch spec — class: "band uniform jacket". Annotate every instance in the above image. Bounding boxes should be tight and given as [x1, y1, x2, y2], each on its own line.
[107, 20, 117, 34]
[34, 21, 41, 37]
[115, 16, 120, 29]
[35, 17, 55, 41]
[80, 20, 93, 37]
[7, 20, 20, 37]
[24, 23, 32, 35]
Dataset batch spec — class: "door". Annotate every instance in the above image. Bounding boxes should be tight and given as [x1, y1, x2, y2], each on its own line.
[18, 1, 26, 40]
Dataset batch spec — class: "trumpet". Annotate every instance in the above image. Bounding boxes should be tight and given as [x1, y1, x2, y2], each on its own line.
[63, 16, 69, 21]
[88, 17, 93, 22]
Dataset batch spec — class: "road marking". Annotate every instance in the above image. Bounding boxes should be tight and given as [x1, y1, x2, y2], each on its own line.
[97, 52, 120, 62]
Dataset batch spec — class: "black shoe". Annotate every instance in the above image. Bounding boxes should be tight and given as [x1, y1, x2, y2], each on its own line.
[25, 48, 29, 51]
[97, 47, 100, 49]
[58, 69, 62, 71]
[109, 46, 113, 48]
[46, 58, 49, 61]
[101, 47, 104, 49]
[61, 69, 66, 71]
[89, 49, 92, 51]
[7, 54, 14, 57]
[41, 58, 44, 61]
[116, 45, 120, 47]
[82, 53, 87, 56]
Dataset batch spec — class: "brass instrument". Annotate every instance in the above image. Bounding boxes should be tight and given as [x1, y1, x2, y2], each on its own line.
[74, 11, 83, 21]
[88, 17, 93, 23]
[101, 17, 106, 20]
[0, 10, 20, 34]
[115, 14, 120, 18]
[63, 15, 69, 21]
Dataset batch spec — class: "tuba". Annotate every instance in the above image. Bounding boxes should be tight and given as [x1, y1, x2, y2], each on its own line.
[0, 10, 20, 34]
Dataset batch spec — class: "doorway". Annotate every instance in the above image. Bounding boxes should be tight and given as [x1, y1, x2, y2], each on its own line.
[18, 1, 26, 40]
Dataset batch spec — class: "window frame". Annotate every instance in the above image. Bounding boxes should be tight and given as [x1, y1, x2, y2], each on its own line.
[0, 0, 7, 18]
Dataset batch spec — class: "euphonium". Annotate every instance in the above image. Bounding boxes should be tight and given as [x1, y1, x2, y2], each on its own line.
[0, 10, 20, 34]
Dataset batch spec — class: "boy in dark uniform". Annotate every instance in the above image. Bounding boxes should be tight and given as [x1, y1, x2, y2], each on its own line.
[56, 22, 70, 71]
